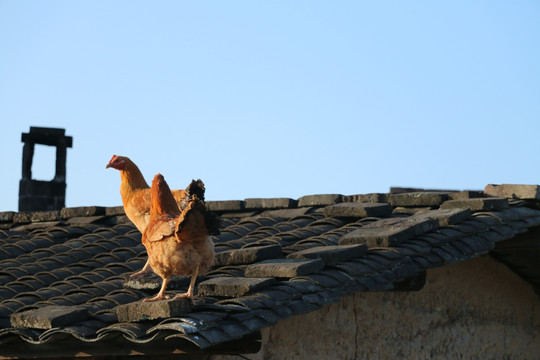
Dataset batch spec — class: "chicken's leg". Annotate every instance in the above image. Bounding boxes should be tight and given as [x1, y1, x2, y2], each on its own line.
[144, 277, 170, 302]
[131, 260, 154, 277]
[173, 266, 199, 302]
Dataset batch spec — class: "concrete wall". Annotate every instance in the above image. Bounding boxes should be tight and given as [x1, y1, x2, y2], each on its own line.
[213, 255, 540, 360]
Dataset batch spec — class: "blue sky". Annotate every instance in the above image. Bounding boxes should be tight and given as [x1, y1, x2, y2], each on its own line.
[1, 1, 539, 211]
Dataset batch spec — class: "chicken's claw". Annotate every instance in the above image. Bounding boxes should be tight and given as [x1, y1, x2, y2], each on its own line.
[172, 292, 194, 303]
[143, 294, 170, 302]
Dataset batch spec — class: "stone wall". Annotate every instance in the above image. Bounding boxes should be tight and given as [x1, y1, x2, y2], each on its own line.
[211, 255, 540, 359]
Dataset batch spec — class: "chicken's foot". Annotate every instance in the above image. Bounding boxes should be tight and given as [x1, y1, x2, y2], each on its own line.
[172, 267, 198, 302]
[144, 277, 170, 302]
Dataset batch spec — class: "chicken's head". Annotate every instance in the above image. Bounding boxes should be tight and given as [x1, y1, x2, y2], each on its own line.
[106, 155, 126, 170]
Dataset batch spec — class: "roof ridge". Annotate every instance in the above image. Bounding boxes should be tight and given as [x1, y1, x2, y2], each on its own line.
[1, 184, 539, 229]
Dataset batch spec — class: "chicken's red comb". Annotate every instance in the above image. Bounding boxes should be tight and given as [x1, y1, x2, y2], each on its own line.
[108, 155, 117, 164]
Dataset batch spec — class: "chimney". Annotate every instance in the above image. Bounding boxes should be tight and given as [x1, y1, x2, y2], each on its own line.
[19, 127, 73, 211]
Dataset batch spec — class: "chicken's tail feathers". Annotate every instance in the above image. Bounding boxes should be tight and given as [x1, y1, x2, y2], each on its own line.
[175, 194, 221, 237]
[175, 195, 203, 236]
[186, 179, 205, 202]
[151, 173, 181, 218]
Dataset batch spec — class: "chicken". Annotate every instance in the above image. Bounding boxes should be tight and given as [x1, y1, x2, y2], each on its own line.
[106, 155, 194, 231]
[142, 173, 216, 302]
[106, 155, 207, 277]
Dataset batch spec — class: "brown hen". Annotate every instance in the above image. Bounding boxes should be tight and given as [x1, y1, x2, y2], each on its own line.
[142, 173, 216, 302]
[106, 155, 194, 231]
[106, 155, 207, 277]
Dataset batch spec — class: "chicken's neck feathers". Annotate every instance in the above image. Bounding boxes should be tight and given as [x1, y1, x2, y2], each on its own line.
[119, 162, 150, 203]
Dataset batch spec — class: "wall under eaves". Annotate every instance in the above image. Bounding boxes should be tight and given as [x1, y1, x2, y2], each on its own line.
[211, 255, 540, 360]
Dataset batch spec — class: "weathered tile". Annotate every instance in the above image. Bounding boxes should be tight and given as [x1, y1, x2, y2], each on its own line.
[206, 200, 245, 212]
[244, 198, 297, 209]
[294, 272, 348, 289]
[105, 206, 126, 216]
[460, 235, 494, 254]
[116, 298, 193, 322]
[484, 184, 540, 200]
[198, 277, 276, 297]
[220, 211, 259, 219]
[287, 244, 367, 265]
[440, 198, 509, 211]
[343, 193, 389, 203]
[393, 207, 433, 215]
[66, 216, 106, 224]
[60, 206, 106, 218]
[13, 212, 32, 224]
[0, 211, 15, 222]
[10, 305, 90, 329]
[415, 208, 472, 226]
[339, 227, 412, 247]
[339, 217, 439, 247]
[10, 221, 62, 231]
[102, 215, 131, 226]
[323, 203, 392, 218]
[365, 215, 440, 234]
[509, 206, 540, 220]
[31, 211, 61, 222]
[197, 327, 234, 345]
[123, 273, 190, 291]
[389, 192, 449, 207]
[229, 310, 273, 331]
[245, 259, 325, 278]
[214, 245, 283, 266]
[261, 207, 313, 218]
[215, 295, 271, 310]
[448, 191, 484, 200]
[297, 194, 342, 207]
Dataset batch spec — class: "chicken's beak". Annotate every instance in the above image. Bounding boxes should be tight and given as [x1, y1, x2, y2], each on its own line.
[105, 163, 112, 169]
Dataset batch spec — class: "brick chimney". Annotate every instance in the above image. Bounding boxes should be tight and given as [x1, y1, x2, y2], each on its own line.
[19, 127, 73, 211]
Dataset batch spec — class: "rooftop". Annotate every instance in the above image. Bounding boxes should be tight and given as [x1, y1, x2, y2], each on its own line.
[0, 183, 539, 358]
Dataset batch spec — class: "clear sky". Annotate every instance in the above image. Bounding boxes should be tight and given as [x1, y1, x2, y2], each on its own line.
[1, 1, 539, 212]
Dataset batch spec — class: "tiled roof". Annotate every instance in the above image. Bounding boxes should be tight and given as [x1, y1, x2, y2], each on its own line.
[1, 184, 540, 357]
